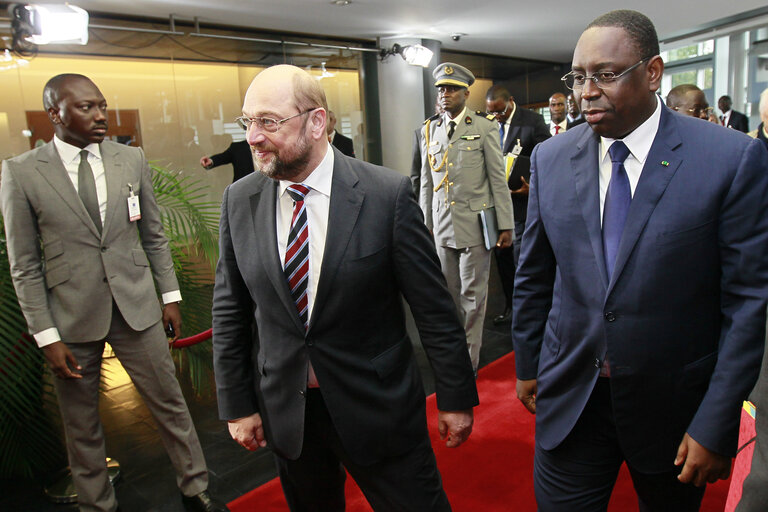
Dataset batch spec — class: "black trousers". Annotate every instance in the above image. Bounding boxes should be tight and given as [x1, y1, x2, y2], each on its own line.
[274, 389, 451, 512]
[494, 220, 524, 309]
[534, 378, 706, 512]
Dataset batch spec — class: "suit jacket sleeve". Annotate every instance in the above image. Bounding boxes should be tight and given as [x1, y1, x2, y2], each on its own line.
[392, 177, 479, 410]
[511, 145, 557, 380]
[210, 144, 235, 168]
[687, 138, 768, 455]
[419, 124, 434, 231]
[484, 120, 515, 231]
[0, 158, 55, 334]
[212, 185, 259, 420]
[410, 129, 422, 198]
[135, 149, 179, 294]
[532, 112, 552, 145]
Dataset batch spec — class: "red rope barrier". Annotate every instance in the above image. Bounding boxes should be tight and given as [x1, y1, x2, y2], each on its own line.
[171, 328, 212, 349]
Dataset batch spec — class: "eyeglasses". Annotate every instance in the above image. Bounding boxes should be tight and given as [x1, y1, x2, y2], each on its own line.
[674, 105, 714, 117]
[235, 108, 317, 133]
[486, 104, 509, 116]
[561, 57, 651, 91]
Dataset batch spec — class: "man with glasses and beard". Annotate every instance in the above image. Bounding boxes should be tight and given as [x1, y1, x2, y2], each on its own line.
[512, 10, 768, 511]
[212, 65, 478, 511]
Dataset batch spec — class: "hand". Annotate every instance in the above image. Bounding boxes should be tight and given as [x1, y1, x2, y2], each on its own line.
[510, 176, 530, 196]
[516, 378, 537, 414]
[163, 302, 182, 343]
[228, 413, 268, 451]
[675, 433, 731, 486]
[200, 156, 213, 169]
[496, 229, 513, 249]
[437, 409, 474, 448]
[43, 341, 82, 379]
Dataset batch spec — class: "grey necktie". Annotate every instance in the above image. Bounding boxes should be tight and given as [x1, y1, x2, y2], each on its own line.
[78, 149, 102, 233]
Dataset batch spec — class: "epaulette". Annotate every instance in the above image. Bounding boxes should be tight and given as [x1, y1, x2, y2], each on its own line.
[423, 113, 440, 124]
[476, 110, 496, 121]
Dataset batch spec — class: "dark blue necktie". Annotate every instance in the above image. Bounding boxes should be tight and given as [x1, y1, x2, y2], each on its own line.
[602, 141, 631, 278]
[499, 124, 505, 149]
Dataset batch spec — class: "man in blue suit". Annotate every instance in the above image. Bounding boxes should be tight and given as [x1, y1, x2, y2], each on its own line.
[512, 10, 768, 511]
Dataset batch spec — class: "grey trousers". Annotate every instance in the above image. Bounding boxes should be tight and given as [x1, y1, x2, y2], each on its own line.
[435, 243, 491, 371]
[52, 306, 208, 512]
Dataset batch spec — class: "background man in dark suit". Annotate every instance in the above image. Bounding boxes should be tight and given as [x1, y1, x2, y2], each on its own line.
[513, 10, 768, 510]
[666, 84, 712, 120]
[326, 110, 356, 157]
[548, 92, 568, 136]
[212, 65, 478, 511]
[485, 85, 550, 324]
[1, 74, 226, 512]
[566, 92, 586, 129]
[200, 139, 254, 182]
[719, 95, 749, 132]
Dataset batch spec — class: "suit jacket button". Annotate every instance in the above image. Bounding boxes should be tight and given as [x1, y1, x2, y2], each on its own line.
[306, 339, 314, 346]
[604, 312, 616, 322]
[103, 277, 108, 283]
[594, 358, 601, 368]
[100, 246, 107, 252]
[299, 390, 305, 397]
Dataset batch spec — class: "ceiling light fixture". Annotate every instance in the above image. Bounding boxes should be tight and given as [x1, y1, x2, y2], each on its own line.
[330, 0, 351, 5]
[379, 43, 434, 68]
[11, 3, 89, 45]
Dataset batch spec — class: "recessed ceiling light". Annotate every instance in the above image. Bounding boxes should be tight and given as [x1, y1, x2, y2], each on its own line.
[331, 0, 351, 5]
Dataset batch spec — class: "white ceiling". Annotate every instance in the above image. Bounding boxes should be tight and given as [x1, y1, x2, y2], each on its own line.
[73, 0, 767, 63]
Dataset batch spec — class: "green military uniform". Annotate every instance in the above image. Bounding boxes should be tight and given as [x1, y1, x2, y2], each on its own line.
[419, 63, 514, 370]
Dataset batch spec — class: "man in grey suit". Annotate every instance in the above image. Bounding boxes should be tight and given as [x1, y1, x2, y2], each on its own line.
[420, 63, 515, 373]
[0, 74, 226, 512]
[213, 65, 478, 511]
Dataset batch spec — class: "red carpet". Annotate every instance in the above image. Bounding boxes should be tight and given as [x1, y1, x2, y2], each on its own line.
[229, 353, 731, 511]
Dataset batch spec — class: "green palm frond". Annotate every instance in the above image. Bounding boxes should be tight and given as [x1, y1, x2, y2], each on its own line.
[0, 216, 66, 478]
[151, 163, 220, 399]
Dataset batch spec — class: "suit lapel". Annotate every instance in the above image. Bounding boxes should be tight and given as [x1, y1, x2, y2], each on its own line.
[35, 142, 101, 238]
[571, 128, 609, 290]
[505, 108, 523, 153]
[309, 152, 364, 330]
[101, 143, 123, 239]
[608, 106, 682, 291]
[250, 179, 305, 332]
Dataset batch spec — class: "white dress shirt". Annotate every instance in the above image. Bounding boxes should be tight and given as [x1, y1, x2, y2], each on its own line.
[501, 102, 517, 149]
[444, 107, 468, 139]
[34, 137, 181, 348]
[276, 143, 334, 324]
[598, 96, 662, 224]
[721, 109, 732, 127]
[550, 120, 567, 136]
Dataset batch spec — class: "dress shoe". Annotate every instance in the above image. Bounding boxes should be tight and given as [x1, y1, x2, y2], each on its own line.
[493, 308, 512, 325]
[181, 490, 229, 512]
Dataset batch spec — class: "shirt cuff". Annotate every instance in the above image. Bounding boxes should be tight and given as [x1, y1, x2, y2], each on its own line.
[162, 291, 182, 304]
[34, 328, 61, 348]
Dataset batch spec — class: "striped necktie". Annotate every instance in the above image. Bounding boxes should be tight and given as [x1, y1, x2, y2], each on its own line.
[284, 184, 311, 328]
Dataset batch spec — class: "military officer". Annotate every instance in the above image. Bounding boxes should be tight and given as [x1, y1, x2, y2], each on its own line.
[419, 62, 514, 373]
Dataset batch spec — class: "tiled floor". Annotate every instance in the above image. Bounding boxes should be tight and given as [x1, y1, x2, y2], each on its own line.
[1, 259, 514, 512]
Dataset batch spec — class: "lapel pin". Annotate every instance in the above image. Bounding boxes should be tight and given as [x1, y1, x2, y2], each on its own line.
[661, 161, 669, 167]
